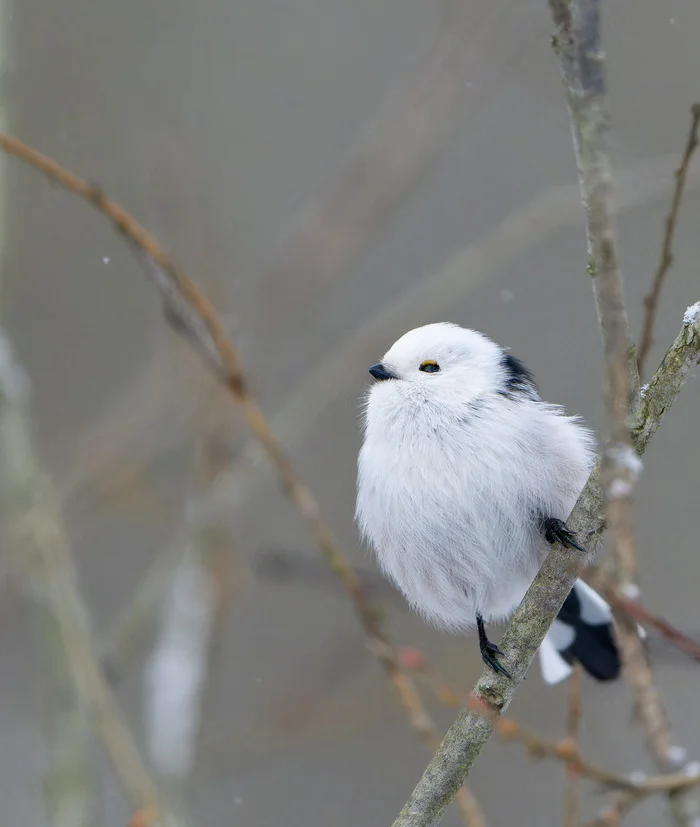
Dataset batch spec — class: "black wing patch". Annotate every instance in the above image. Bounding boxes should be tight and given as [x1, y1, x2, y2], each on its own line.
[555, 587, 621, 681]
[500, 352, 539, 399]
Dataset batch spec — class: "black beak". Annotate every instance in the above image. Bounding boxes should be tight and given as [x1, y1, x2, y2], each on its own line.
[368, 363, 397, 381]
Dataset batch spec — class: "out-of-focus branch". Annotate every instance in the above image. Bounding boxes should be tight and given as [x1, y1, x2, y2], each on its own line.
[416, 667, 700, 799]
[144, 423, 240, 786]
[582, 794, 640, 827]
[563, 665, 582, 827]
[0, 339, 98, 827]
[549, 0, 637, 588]
[0, 333, 173, 825]
[189, 148, 698, 536]
[637, 104, 700, 378]
[386, 0, 700, 820]
[547, 6, 698, 825]
[388, 371, 700, 826]
[144, 544, 217, 782]
[470, 696, 700, 798]
[258, 548, 700, 666]
[583, 568, 700, 665]
[252, 2, 517, 322]
[0, 132, 487, 827]
[101, 535, 189, 685]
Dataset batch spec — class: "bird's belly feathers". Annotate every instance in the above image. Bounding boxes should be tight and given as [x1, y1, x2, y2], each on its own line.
[374, 505, 542, 630]
[357, 444, 546, 630]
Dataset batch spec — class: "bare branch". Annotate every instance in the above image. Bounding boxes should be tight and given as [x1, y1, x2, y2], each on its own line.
[411, 654, 700, 805]
[0, 131, 488, 826]
[547, 7, 697, 824]
[0, 333, 173, 824]
[0, 344, 99, 827]
[637, 104, 700, 378]
[563, 666, 582, 827]
[584, 570, 700, 665]
[385, 1, 700, 822]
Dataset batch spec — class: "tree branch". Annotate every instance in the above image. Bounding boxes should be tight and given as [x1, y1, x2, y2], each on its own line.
[388, 297, 700, 826]
[0, 131, 488, 827]
[563, 665, 582, 827]
[386, 1, 700, 822]
[548, 8, 698, 825]
[0, 332, 175, 825]
[637, 104, 700, 379]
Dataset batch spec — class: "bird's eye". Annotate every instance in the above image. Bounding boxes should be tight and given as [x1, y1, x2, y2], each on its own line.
[419, 360, 440, 373]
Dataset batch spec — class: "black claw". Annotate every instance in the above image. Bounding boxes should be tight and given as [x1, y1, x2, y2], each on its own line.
[481, 642, 513, 678]
[542, 517, 585, 552]
[476, 613, 512, 679]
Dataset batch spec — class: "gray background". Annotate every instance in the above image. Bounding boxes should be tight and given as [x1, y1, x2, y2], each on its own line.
[7, 0, 700, 825]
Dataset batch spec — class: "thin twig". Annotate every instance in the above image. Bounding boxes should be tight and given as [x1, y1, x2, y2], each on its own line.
[383, 305, 700, 827]
[551, 4, 699, 826]
[407, 643, 700, 800]
[121, 149, 700, 546]
[563, 665, 582, 827]
[0, 132, 486, 827]
[381, 0, 700, 820]
[469, 696, 700, 798]
[584, 570, 700, 665]
[582, 793, 646, 827]
[637, 104, 700, 378]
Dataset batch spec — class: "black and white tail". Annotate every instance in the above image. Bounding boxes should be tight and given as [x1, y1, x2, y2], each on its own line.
[538, 579, 640, 685]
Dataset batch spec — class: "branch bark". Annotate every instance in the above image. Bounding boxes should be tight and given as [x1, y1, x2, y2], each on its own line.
[549, 9, 699, 826]
[388, 303, 700, 827]
[387, 2, 700, 823]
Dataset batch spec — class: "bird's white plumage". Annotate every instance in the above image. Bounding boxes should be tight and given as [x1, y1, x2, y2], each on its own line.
[574, 578, 613, 626]
[356, 323, 597, 633]
[538, 632, 575, 685]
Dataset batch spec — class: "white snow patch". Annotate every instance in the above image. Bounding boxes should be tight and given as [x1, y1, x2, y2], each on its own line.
[683, 301, 700, 325]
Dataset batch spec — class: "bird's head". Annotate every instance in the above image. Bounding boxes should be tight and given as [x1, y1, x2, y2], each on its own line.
[366, 322, 519, 411]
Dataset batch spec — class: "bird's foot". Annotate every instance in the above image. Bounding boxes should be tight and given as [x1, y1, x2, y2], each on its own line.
[480, 640, 512, 679]
[476, 612, 512, 679]
[543, 517, 585, 552]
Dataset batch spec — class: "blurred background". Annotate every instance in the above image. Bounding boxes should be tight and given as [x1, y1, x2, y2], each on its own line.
[5, 0, 700, 824]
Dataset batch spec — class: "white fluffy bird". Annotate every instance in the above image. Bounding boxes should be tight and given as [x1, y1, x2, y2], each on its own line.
[356, 322, 621, 683]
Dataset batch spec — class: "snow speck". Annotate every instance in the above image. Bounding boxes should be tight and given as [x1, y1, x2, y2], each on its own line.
[683, 301, 700, 325]
[102, 256, 110, 264]
[620, 582, 641, 601]
[685, 761, 700, 778]
[639, 383, 649, 398]
[609, 479, 632, 499]
[500, 288, 514, 303]
[628, 770, 647, 785]
[667, 745, 688, 766]
[234, 796, 243, 805]
[669, 17, 677, 24]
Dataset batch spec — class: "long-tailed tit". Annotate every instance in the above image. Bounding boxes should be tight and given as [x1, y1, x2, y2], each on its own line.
[356, 322, 621, 683]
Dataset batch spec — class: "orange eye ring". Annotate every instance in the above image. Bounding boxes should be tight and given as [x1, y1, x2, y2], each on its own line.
[419, 360, 440, 373]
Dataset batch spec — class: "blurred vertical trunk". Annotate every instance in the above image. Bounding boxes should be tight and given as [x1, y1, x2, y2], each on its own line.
[0, 4, 97, 824]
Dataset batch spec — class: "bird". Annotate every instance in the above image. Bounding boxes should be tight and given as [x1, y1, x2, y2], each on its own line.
[355, 322, 621, 684]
